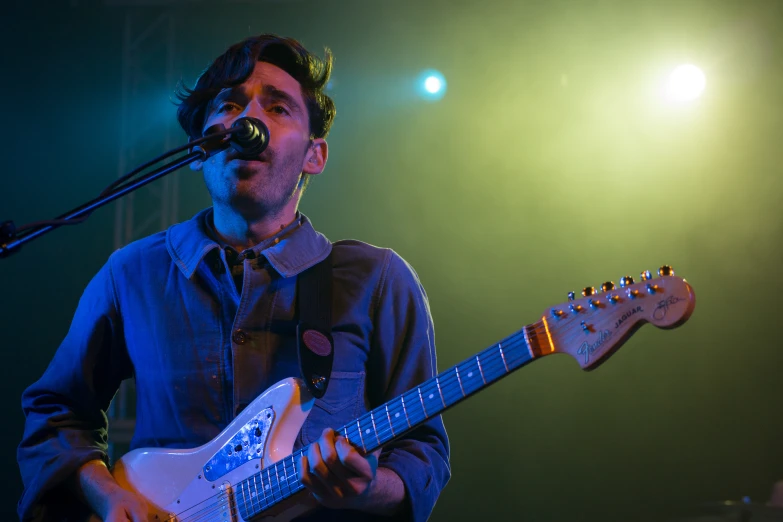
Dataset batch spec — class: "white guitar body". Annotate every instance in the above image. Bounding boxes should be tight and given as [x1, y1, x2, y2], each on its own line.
[96, 378, 317, 522]
[83, 271, 695, 522]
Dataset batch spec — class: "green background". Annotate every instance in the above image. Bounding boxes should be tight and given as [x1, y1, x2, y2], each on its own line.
[1, 1, 781, 520]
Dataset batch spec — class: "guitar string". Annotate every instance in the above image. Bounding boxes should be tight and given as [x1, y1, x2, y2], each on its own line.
[167, 328, 538, 522]
[236, 298, 669, 516]
[164, 311, 628, 520]
[165, 317, 566, 521]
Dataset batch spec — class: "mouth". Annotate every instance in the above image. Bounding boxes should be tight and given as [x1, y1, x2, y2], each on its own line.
[227, 151, 265, 162]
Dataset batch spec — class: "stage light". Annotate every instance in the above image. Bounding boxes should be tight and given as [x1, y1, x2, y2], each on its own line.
[424, 76, 442, 94]
[418, 70, 447, 101]
[665, 64, 706, 102]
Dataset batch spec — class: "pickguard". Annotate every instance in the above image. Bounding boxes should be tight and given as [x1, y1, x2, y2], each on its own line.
[203, 407, 275, 481]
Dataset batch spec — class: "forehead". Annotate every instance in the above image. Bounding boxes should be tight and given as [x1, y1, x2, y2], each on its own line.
[227, 61, 305, 104]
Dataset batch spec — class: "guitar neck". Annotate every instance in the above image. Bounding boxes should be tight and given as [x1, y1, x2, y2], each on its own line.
[340, 321, 552, 452]
[235, 320, 553, 519]
[233, 271, 695, 519]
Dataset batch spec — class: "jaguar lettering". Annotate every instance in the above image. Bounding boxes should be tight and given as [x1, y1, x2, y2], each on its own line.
[614, 306, 643, 329]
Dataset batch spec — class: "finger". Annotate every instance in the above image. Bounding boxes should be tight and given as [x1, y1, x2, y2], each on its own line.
[317, 430, 354, 488]
[307, 435, 343, 498]
[335, 436, 375, 481]
[298, 453, 330, 500]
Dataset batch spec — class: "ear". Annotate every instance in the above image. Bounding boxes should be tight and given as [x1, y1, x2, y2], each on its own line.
[302, 138, 328, 175]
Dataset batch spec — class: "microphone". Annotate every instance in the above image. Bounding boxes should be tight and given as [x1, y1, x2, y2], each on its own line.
[229, 117, 270, 159]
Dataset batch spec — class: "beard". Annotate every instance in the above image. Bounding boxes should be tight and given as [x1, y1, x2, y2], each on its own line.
[202, 145, 304, 221]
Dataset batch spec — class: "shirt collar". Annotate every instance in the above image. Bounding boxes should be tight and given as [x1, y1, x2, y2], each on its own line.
[166, 208, 332, 279]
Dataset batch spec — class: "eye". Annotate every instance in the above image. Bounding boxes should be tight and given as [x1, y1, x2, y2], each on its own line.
[216, 102, 240, 114]
[269, 105, 290, 116]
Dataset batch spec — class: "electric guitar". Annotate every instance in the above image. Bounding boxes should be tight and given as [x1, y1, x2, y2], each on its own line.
[95, 267, 695, 521]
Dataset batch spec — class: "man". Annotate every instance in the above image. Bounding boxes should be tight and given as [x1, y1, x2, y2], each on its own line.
[17, 34, 450, 522]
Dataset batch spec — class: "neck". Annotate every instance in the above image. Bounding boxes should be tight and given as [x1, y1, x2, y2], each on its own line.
[211, 204, 298, 251]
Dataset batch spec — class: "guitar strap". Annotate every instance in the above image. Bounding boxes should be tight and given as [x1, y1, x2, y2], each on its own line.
[295, 250, 334, 399]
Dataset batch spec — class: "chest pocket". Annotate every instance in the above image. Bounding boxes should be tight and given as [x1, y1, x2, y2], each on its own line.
[303, 371, 366, 444]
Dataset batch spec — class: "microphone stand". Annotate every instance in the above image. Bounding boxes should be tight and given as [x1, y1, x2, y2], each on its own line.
[0, 131, 232, 259]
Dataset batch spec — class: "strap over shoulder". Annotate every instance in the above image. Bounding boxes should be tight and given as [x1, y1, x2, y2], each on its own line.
[296, 250, 334, 399]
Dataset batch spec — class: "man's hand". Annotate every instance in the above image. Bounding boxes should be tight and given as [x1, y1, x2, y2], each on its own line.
[297, 428, 382, 510]
[71, 460, 151, 522]
[98, 488, 152, 522]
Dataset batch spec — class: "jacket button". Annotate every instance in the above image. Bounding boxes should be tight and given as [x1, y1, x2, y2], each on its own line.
[232, 329, 248, 345]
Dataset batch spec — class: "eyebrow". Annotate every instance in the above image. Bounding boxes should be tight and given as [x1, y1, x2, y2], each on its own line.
[263, 85, 304, 114]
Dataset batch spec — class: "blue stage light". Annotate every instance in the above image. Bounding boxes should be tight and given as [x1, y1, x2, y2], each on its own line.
[418, 70, 447, 101]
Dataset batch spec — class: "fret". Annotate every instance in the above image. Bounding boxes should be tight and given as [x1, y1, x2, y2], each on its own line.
[476, 354, 486, 384]
[457, 358, 482, 395]
[499, 343, 509, 372]
[238, 481, 248, 517]
[369, 411, 381, 445]
[384, 404, 395, 437]
[420, 381, 444, 416]
[402, 389, 426, 426]
[253, 473, 262, 505]
[435, 376, 446, 408]
[358, 414, 379, 451]
[344, 422, 362, 450]
[355, 419, 367, 452]
[400, 394, 412, 428]
[454, 366, 466, 397]
[417, 386, 428, 418]
[485, 348, 507, 382]
[278, 462, 291, 496]
[270, 465, 282, 501]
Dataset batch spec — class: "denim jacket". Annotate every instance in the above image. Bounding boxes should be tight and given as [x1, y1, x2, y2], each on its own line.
[17, 208, 450, 522]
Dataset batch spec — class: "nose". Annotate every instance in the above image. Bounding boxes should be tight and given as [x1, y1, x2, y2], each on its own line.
[239, 99, 266, 122]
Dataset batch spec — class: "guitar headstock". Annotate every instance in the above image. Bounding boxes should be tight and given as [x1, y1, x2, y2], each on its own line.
[541, 266, 695, 370]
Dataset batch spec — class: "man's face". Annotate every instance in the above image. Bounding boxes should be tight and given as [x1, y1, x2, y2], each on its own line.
[196, 61, 326, 219]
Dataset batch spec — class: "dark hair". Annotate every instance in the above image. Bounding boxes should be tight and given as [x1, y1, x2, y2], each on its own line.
[176, 34, 335, 141]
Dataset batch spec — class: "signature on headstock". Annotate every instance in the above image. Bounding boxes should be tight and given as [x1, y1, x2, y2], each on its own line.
[654, 295, 686, 321]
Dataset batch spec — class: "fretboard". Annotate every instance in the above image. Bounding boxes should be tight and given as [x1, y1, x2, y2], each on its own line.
[234, 321, 551, 519]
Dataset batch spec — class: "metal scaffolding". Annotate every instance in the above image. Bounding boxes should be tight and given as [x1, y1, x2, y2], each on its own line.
[108, 8, 180, 461]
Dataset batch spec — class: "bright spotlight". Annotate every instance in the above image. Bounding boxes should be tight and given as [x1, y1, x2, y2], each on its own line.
[424, 76, 442, 93]
[418, 69, 447, 101]
[665, 64, 706, 102]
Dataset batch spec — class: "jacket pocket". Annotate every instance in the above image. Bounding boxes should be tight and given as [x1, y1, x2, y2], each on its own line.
[303, 371, 365, 444]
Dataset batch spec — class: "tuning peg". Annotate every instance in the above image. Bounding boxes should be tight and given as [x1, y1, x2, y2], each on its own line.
[582, 287, 596, 297]
[567, 291, 576, 301]
[601, 281, 615, 292]
[619, 276, 634, 287]
[658, 265, 674, 277]
[640, 270, 652, 281]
